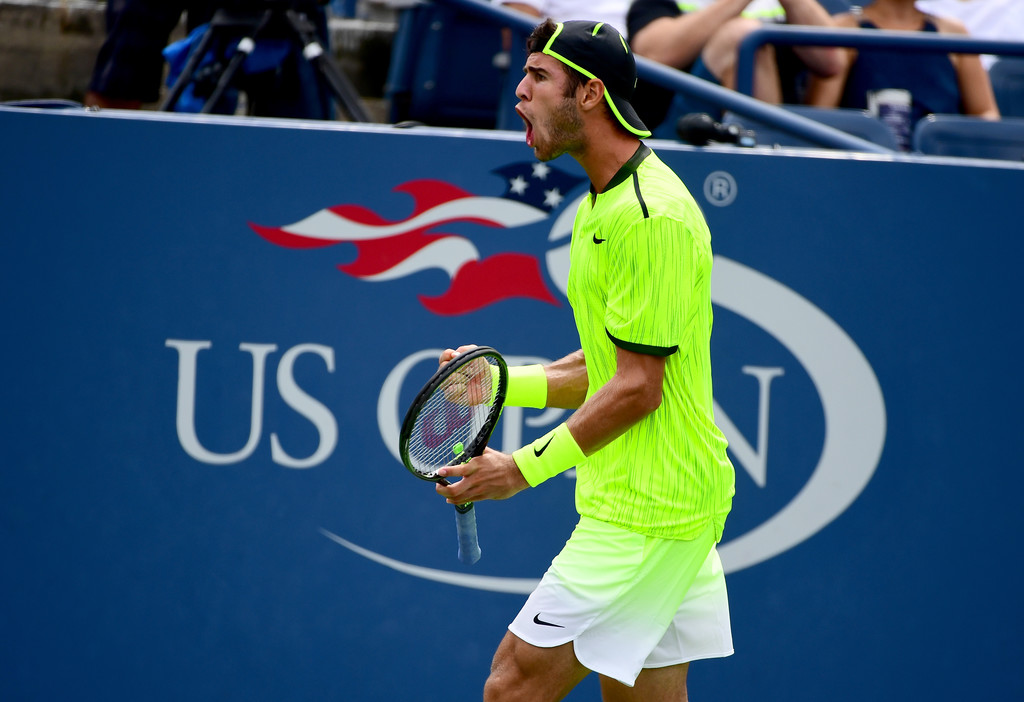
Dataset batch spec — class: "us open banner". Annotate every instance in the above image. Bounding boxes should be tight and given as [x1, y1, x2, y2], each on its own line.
[1, 106, 1022, 701]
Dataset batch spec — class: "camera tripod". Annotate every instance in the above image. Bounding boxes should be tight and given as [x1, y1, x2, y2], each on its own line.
[159, 3, 370, 121]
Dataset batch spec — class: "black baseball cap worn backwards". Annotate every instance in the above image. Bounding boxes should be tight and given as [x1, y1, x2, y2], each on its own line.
[541, 20, 651, 139]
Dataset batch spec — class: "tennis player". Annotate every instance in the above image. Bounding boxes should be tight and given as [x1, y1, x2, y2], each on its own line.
[436, 19, 736, 702]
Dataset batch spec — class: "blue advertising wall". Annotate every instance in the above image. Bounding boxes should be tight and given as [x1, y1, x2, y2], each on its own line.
[2, 105, 1022, 701]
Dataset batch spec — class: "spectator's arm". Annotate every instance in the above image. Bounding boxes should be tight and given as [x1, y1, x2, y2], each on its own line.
[803, 12, 856, 107]
[931, 15, 1001, 119]
[501, 2, 543, 18]
[630, 0, 753, 69]
[779, 0, 845, 77]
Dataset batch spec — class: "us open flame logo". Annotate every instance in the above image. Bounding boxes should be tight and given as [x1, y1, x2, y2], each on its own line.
[249, 162, 584, 315]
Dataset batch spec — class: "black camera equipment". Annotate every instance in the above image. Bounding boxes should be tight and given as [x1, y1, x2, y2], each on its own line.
[676, 112, 756, 147]
[160, 0, 370, 121]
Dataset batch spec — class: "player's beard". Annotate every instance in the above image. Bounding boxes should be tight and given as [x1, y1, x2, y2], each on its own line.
[533, 96, 585, 162]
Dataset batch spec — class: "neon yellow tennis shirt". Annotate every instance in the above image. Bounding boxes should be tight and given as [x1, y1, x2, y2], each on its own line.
[567, 144, 734, 540]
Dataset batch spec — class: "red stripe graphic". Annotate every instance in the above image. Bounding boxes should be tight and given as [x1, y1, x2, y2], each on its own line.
[249, 179, 560, 315]
[420, 254, 559, 316]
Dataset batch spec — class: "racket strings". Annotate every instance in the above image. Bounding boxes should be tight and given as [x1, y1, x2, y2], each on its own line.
[406, 356, 498, 476]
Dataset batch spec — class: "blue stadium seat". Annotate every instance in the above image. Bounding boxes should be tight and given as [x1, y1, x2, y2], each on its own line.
[385, 3, 522, 129]
[723, 105, 899, 150]
[913, 114, 1024, 161]
[989, 57, 1024, 118]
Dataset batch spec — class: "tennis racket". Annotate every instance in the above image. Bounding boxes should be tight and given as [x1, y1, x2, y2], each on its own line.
[398, 346, 508, 565]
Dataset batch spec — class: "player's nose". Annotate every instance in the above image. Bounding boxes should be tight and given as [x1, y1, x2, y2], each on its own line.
[515, 75, 530, 101]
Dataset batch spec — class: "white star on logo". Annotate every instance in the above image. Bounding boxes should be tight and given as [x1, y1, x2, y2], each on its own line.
[543, 188, 564, 208]
[532, 163, 551, 180]
[509, 175, 529, 195]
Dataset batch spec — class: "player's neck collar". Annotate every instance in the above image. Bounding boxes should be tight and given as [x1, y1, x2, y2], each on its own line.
[590, 142, 651, 196]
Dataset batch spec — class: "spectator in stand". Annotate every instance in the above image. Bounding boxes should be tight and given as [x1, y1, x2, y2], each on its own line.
[627, 0, 845, 132]
[915, 0, 1024, 70]
[805, 0, 999, 148]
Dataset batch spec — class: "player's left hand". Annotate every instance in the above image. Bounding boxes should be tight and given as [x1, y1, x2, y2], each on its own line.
[437, 448, 529, 503]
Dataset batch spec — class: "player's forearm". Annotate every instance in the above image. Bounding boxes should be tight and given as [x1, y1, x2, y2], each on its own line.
[509, 375, 655, 489]
[566, 363, 662, 455]
[543, 349, 589, 409]
[512, 348, 664, 487]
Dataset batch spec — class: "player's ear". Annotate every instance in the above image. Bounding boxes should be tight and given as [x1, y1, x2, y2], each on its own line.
[578, 79, 606, 113]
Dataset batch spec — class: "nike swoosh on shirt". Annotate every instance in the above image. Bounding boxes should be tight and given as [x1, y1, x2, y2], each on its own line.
[533, 613, 565, 628]
[593, 234, 606, 243]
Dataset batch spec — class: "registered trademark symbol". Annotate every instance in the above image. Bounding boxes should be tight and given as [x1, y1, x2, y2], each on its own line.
[704, 171, 738, 207]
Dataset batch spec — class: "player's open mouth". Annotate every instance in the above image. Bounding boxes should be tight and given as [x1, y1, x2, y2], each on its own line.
[516, 107, 534, 147]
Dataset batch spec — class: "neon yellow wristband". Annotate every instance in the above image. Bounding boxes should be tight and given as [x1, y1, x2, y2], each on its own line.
[512, 423, 586, 487]
[491, 364, 547, 408]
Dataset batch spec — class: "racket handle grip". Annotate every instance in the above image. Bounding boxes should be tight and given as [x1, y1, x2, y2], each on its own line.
[453, 503, 481, 565]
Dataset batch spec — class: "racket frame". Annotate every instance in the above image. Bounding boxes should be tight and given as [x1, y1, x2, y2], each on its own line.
[398, 345, 508, 482]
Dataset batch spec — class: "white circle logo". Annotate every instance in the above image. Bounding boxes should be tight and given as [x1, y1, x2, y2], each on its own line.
[704, 171, 738, 207]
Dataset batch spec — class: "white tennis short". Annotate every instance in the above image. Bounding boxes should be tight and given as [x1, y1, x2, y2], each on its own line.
[508, 517, 733, 686]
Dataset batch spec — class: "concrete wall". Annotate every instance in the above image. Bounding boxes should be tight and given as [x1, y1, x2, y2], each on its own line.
[0, 0, 107, 102]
